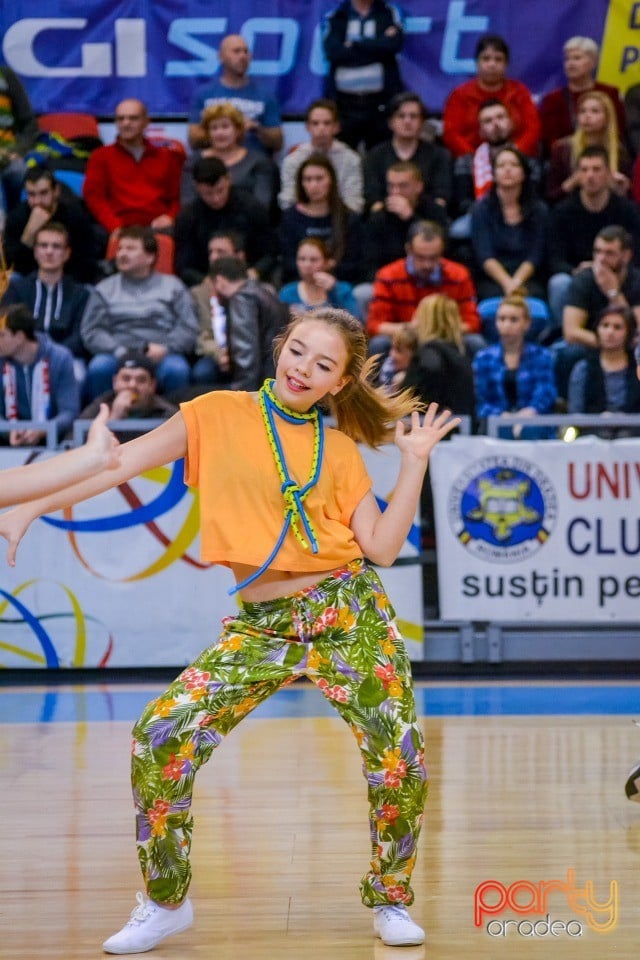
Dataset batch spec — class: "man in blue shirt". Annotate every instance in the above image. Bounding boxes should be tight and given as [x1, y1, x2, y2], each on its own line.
[188, 35, 283, 156]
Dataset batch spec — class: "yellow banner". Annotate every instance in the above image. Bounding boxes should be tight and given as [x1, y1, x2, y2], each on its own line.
[598, 0, 640, 94]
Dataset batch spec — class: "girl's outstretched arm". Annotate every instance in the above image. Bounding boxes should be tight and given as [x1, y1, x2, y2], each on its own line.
[350, 404, 460, 567]
[0, 404, 120, 508]
[0, 412, 188, 566]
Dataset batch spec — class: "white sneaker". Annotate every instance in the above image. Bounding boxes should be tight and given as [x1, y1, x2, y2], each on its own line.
[373, 904, 425, 946]
[625, 760, 640, 802]
[103, 892, 194, 954]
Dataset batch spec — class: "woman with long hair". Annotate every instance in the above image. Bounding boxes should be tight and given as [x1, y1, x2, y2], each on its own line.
[395, 294, 476, 547]
[279, 153, 363, 284]
[546, 90, 631, 202]
[471, 146, 549, 300]
[402, 294, 475, 417]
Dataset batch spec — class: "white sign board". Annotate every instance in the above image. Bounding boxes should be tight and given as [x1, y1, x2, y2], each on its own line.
[431, 436, 640, 622]
[0, 445, 424, 669]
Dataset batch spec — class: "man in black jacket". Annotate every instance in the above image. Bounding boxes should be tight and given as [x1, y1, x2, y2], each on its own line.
[4, 167, 99, 282]
[322, 0, 404, 150]
[208, 257, 288, 391]
[364, 92, 452, 210]
[548, 146, 640, 331]
[174, 157, 276, 287]
[354, 162, 449, 320]
[362, 162, 448, 279]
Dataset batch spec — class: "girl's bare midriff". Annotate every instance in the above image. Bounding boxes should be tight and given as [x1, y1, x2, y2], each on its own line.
[230, 563, 347, 602]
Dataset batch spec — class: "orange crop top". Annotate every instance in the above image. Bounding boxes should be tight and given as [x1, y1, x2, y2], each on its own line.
[180, 390, 372, 571]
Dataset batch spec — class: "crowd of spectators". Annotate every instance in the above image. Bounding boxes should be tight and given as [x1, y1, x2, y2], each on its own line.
[2, 10, 640, 451]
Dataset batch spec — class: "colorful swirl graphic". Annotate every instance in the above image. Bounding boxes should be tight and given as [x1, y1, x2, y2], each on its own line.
[0, 580, 113, 668]
[42, 459, 210, 582]
[0, 462, 423, 668]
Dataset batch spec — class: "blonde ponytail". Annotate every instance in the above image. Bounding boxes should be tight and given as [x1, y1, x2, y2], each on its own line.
[326, 355, 423, 446]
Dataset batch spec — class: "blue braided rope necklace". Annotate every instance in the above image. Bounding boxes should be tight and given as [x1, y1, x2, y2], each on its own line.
[229, 379, 325, 595]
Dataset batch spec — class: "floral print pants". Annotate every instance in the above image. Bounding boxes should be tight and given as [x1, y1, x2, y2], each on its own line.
[131, 559, 428, 907]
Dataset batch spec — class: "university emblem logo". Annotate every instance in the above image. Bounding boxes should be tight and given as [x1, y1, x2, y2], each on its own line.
[447, 457, 558, 562]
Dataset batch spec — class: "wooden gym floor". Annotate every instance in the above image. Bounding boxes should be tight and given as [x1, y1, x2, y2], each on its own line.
[0, 679, 638, 959]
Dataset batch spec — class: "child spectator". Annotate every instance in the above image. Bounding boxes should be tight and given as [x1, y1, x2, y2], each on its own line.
[378, 326, 418, 390]
[278, 238, 359, 318]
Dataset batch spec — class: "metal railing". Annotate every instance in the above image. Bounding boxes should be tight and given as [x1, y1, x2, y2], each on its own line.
[0, 420, 58, 449]
[72, 418, 167, 446]
[486, 413, 640, 437]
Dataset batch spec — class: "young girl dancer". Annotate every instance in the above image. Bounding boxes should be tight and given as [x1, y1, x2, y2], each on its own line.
[0, 308, 458, 952]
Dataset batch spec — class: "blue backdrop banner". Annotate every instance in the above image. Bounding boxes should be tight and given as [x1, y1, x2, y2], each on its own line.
[0, 1, 617, 117]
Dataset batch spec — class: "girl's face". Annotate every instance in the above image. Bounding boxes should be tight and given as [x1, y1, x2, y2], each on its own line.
[477, 47, 508, 86]
[597, 313, 628, 351]
[389, 342, 414, 372]
[301, 165, 332, 203]
[207, 117, 240, 150]
[577, 98, 607, 134]
[296, 243, 327, 279]
[496, 305, 530, 343]
[494, 151, 525, 188]
[274, 319, 350, 410]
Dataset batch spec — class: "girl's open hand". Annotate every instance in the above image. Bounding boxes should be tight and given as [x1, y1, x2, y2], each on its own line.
[394, 404, 461, 463]
[87, 404, 120, 470]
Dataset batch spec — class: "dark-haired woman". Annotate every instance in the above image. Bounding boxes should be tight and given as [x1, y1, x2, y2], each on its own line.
[470, 146, 549, 300]
[567, 304, 640, 429]
[278, 153, 363, 284]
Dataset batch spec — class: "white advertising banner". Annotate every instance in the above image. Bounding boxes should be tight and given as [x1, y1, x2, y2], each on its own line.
[0, 445, 423, 669]
[430, 436, 640, 623]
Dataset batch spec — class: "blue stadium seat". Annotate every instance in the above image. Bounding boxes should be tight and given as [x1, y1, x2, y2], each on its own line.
[52, 169, 85, 197]
[478, 296, 551, 343]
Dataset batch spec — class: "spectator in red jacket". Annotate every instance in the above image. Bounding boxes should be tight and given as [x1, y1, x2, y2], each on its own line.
[366, 220, 482, 355]
[83, 99, 184, 236]
[443, 34, 540, 159]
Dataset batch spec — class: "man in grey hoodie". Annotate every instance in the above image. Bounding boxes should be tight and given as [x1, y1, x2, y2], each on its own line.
[80, 226, 198, 400]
